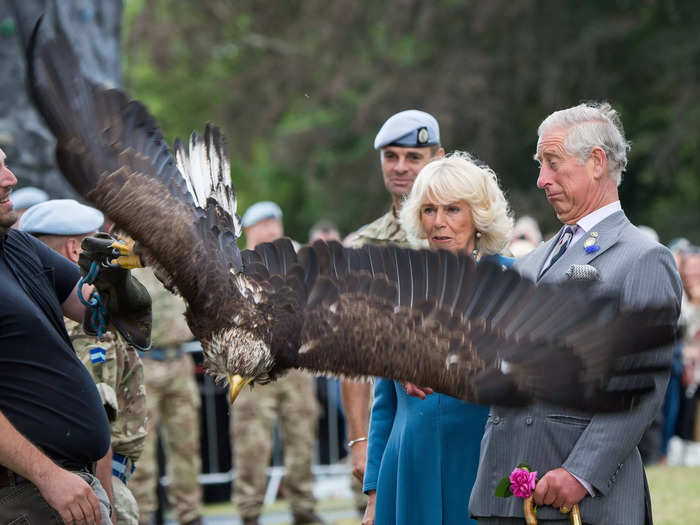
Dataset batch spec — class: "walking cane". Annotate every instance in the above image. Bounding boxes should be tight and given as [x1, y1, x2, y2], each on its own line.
[523, 496, 582, 525]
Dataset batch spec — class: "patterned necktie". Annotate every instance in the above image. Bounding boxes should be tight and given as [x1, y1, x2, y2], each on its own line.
[540, 225, 576, 278]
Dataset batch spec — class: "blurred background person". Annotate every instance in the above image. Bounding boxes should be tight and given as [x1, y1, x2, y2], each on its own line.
[129, 266, 204, 525]
[307, 220, 347, 470]
[637, 224, 660, 244]
[662, 238, 693, 463]
[309, 220, 341, 243]
[9, 185, 48, 226]
[231, 201, 322, 525]
[19, 199, 147, 525]
[672, 243, 700, 464]
[342, 109, 444, 516]
[508, 215, 542, 257]
[362, 152, 513, 525]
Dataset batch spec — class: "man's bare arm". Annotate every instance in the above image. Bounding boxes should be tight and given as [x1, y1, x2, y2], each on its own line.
[341, 380, 370, 481]
[61, 281, 92, 323]
[0, 410, 101, 524]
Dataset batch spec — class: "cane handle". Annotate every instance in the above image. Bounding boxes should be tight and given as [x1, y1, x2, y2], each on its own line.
[523, 497, 581, 524]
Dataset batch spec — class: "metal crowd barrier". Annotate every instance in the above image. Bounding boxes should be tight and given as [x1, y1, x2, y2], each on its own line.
[154, 341, 350, 507]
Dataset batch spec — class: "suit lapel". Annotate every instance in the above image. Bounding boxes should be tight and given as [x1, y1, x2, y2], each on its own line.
[515, 234, 559, 281]
[538, 211, 628, 284]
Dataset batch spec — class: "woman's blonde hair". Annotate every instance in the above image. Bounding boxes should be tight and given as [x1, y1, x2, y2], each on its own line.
[399, 151, 513, 255]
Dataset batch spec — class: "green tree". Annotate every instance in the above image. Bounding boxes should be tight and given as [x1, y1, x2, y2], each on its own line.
[123, 0, 700, 244]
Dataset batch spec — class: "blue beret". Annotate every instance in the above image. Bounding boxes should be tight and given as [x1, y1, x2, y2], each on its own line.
[18, 199, 104, 235]
[9, 186, 49, 211]
[374, 109, 440, 150]
[241, 201, 283, 228]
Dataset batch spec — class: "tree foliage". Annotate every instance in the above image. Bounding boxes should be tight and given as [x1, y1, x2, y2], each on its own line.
[123, 0, 700, 244]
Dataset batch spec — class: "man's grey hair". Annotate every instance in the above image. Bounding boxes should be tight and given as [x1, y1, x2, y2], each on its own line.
[537, 102, 631, 186]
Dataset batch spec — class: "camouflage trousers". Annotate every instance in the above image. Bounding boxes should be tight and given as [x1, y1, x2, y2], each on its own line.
[113, 475, 138, 525]
[231, 369, 319, 519]
[130, 354, 202, 524]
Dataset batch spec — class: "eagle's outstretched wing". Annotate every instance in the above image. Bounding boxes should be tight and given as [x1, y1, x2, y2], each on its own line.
[25, 18, 245, 341]
[235, 239, 676, 411]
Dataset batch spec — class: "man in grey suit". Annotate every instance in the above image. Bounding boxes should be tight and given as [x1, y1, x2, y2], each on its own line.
[469, 102, 682, 524]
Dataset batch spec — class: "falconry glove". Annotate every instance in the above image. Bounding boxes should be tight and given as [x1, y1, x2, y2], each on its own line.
[79, 233, 152, 350]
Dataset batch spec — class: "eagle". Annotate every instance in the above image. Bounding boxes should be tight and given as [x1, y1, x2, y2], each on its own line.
[21, 20, 676, 412]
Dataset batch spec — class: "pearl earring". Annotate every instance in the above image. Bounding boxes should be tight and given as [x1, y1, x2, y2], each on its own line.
[472, 231, 481, 261]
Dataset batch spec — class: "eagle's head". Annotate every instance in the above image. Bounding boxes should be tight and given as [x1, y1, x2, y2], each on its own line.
[198, 267, 306, 402]
[203, 325, 275, 402]
[203, 298, 304, 403]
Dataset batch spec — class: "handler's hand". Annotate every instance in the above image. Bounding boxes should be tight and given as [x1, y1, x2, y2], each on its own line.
[362, 490, 377, 525]
[36, 467, 102, 524]
[533, 467, 587, 511]
[403, 382, 434, 400]
[351, 439, 367, 481]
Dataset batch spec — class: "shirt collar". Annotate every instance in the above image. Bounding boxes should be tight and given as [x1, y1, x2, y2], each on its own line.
[573, 201, 621, 234]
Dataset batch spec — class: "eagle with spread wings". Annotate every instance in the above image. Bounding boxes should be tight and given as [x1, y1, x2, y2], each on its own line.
[21, 20, 676, 412]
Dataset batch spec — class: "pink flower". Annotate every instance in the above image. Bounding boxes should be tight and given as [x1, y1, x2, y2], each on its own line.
[509, 468, 537, 499]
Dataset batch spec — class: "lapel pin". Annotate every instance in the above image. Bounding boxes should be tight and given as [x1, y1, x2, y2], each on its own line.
[584, 233, 600, 254]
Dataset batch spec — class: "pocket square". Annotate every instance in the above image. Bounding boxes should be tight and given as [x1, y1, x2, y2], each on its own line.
[566, 264, 600, 281]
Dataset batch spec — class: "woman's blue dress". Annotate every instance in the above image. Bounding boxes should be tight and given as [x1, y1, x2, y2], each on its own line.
[363, 254, 513, 525]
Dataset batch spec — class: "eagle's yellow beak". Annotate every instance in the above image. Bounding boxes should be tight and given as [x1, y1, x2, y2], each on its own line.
[227, 373, 253, 404]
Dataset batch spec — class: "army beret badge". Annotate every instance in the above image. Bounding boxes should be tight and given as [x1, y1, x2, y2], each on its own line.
[417, 127, 429, 144]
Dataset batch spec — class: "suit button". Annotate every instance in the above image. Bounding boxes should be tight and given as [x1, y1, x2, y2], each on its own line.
[526, 416, 533, 425]
[492, 416, 501, 425]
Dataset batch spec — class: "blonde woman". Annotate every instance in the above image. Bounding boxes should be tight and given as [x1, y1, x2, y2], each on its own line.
[362, 152, 514, 525]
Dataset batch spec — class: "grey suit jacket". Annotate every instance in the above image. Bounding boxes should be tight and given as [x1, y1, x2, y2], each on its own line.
[469, 211, 681, 524]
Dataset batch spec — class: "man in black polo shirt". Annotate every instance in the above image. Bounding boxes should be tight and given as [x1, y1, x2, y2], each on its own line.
[0, 146, 119, 524]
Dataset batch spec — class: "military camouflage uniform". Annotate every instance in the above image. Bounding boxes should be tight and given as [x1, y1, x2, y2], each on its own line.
[349, 208, 412, 249]
[66, 318, 147, 525]
[231, 369, 319, 521]
[128, 268, 203, 525]
[346, 207, 412, 512]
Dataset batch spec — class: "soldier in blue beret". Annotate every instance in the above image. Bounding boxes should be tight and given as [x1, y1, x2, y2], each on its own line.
[8, 185, 49, 226]
[348, 109, 445, 248]
[231, 201, 323, 525]
[372, 110, 443, 226]
[241, 200, 283, 226]
[342, 109, 445, 517]
[241, 200, 287, 250]
[233, 200, 321, 525]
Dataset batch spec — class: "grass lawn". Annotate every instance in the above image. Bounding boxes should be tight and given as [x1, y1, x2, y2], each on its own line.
[648, 465, 700, 525]
[196, 465, 700, 524]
